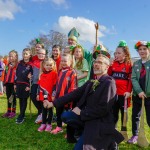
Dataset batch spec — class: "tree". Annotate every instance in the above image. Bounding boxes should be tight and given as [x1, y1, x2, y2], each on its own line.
[28, 30, 68, 55]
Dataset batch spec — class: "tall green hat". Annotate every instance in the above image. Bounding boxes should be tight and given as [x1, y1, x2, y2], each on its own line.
[118, 40, 127, 47]
[68, 27, 80, 42]
[93, 44, 110, 59]
[135, 40, 150, 49]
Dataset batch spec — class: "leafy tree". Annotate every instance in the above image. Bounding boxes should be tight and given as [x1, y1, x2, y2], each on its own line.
[28, 30, 68, 55]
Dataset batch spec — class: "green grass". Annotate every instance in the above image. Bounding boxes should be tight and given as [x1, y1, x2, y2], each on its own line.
[0, 95, 150, 150]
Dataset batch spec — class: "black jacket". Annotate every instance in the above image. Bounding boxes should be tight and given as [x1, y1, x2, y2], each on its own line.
[53, 74, 124, 149]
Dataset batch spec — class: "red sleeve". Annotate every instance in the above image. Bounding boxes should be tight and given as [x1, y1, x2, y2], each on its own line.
[69, 70, 77, 92]
[107, 63, 114, 76]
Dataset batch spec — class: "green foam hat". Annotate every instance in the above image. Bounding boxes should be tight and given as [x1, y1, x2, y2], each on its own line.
[118, 40, 127, 47]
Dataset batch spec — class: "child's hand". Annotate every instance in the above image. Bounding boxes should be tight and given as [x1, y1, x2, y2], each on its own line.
[28, 72, 32, 79]
[124, 92, 131, 99]
[43, 100, 53, 108]
[25, 87, 30, 91]
[138, 92, 146, 99]
[36, 95, 39, 101]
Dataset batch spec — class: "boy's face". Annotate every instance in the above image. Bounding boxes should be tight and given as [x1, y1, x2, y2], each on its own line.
[37, 49, 46, 60]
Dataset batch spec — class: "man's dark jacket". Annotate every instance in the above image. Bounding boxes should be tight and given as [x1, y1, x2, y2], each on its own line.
[53, 74, 124, 149]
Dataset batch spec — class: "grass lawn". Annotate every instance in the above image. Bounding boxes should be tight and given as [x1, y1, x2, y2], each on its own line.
[0, 94, 150, 150]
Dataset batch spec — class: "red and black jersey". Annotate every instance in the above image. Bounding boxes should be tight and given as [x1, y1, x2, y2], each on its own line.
[4, 63, 17, 85]
[55, 68, 77, 99]
[108, 61, 132, 95]
[37, 70, 58, 102]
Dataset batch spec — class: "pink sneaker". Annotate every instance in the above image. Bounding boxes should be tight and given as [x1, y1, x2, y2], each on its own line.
[45, 124, 52, 132]
[1, 112, 10, 118]
[38, 124, 46, 132]
[8, 112, 16, 118]
[51, 126, 63, 134]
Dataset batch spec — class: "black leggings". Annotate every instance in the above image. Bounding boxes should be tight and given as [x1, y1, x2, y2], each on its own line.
[19, 98, 28, 118]
[113, 95, 128, 128]
[6, 83, 16, 112]
[42, 105, 53, 124]
[30, 84, 42, 115]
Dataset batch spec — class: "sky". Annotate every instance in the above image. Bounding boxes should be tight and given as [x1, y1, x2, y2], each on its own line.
[1, 0, 150, 58]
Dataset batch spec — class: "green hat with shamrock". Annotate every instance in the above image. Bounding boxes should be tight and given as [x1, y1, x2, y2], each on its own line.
[93, 44, 110, 59]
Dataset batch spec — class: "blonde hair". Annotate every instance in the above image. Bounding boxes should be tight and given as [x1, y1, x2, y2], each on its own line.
[39, 57, 56, 77]
[9, 50, 18, 66]
[60, 53, 73, 69]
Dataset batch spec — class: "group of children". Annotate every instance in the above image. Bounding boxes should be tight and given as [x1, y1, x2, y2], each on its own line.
[1, 38, 150, 145]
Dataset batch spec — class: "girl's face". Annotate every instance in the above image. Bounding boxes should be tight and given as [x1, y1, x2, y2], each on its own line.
[74, 48, 83, 59]
[115, 47, 126, 63]
[44, 61, 54, 72]
[52, 48, 60, 59]
[9, 52, 17, 63]
[37, 49, 46, 60]
[35, 44, 42, 54]
[138, 45, 150, 59]
[23, 51, 31, 62]
[61, 56, 71, 68]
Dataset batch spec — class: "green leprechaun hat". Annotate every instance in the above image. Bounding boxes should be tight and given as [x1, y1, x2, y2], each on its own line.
[68, 27, 80, 42]
[134, 40, 150, 50]
[118, 40, 127, 47]
[93, 44, 110, 59]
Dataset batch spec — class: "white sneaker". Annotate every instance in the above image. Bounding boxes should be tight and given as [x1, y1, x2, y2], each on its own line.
[35, 114, 42, 124]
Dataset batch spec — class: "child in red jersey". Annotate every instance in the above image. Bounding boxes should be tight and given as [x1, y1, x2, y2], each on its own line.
[51, 53, 77, 135]
[2, 50, 18, 118]
[108, 40, 132, 128]
[37, 58, 57, 132]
